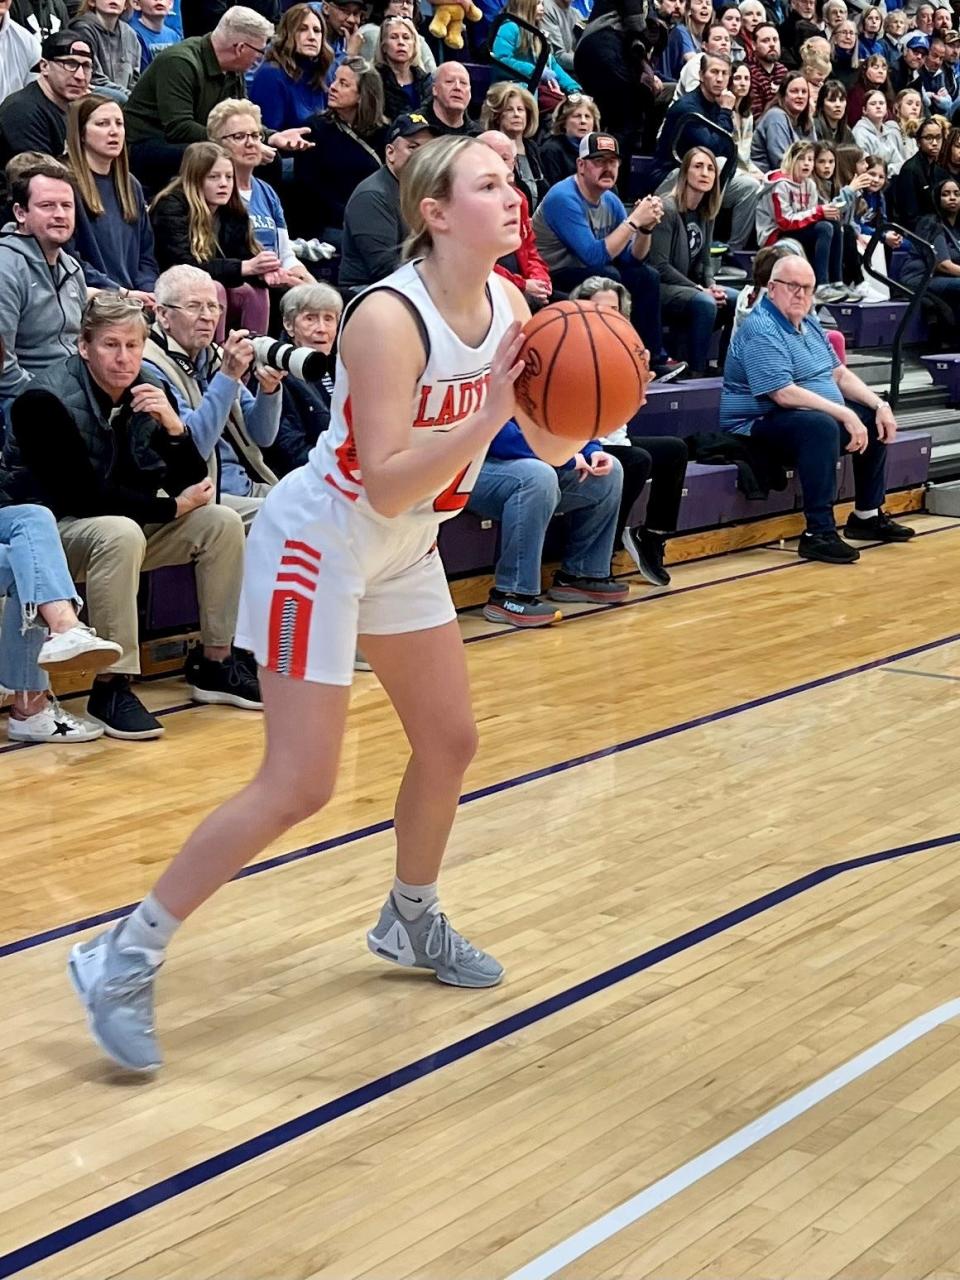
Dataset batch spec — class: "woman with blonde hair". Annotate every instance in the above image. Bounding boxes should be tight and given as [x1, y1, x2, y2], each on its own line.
[491, 0, 581, 100]
[539, 91, 599, 185]
[65, 94, 158, 303]
[480, 82, 545, 209]
[69, 0, 140, 103]
[649, 147, 736, 376]
[207, 99, 312, 286]
[150, 141, 277, 338]
[359, 0, 436, 72]
[249, 3, 333, 132]
[68, 136, 593, 1074]
[375, 15, 432, 119]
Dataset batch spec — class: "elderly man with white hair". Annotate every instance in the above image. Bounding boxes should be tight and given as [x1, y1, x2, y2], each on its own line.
[142, 264, 286, 528]
[124, 5, 314, 193]
[720, 253, 915, 565]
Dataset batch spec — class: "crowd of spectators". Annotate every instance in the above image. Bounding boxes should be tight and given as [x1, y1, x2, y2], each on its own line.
[0, 0, 940, 738]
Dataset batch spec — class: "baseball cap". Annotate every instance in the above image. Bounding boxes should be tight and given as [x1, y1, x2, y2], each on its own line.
[386, 112, 437, 144]
[945, 28, 959, 42]
[904, 32, 930, 51]
[579, 131, 620, 161]
[41, 29, 93, 59]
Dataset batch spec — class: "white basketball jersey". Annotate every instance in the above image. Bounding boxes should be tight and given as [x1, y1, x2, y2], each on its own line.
[308, 259, 515, 524]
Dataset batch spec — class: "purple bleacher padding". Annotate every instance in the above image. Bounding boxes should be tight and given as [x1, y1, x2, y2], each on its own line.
[438, 511, 500, 576]
[630, 377, 722, 437]
[723, 468, 802, 522]
[831, 300, 926, 346]
[837, 454, 854, 501]
[730, 250, 755, 274]
[882, 432, 931, 490]
[921, 353, 960, 403]
[141, 564, 199, 634]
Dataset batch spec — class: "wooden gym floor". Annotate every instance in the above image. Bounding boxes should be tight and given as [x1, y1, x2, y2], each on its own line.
[3, 513, 960, 1280]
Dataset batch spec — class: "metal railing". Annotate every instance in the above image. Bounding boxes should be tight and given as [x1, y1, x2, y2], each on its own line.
[860, 220, 935, 409]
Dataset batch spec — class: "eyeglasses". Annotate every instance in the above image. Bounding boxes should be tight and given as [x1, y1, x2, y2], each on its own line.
[51, 56, 93, 75]
[219, 129, 262, 144]
[771, 280, 815, 296]
[237, 39, 268, 61]
[161, 301, 225, 317]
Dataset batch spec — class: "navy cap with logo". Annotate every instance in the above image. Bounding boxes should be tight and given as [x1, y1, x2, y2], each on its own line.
[386, 112, 438, 145]
[904, 32, 930, 51]
[41, 29, 94, 60]
[578, 131, 620, 161]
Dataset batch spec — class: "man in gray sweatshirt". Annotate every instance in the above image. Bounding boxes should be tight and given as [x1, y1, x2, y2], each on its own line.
[0, 161, 87, 410]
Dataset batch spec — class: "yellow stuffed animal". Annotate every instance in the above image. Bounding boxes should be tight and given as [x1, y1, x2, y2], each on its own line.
[429, 1, 482, 49]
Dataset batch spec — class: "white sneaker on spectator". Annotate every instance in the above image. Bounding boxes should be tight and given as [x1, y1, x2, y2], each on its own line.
[38, 624, 122, 674]
[814, 284, 847, 305]
[8, 700, 104, 742]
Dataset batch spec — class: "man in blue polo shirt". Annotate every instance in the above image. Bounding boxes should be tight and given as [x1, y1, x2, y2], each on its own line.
[720, 254, 915, 564]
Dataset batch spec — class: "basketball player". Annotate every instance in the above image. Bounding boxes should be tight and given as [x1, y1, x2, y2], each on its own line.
[68, 137, 592, 1073]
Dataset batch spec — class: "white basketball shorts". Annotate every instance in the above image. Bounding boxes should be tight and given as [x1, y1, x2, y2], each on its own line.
[235, 467, 456, 686]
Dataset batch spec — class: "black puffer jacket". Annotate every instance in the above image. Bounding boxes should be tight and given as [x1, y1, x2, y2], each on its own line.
[0, 353, 206, 523]
[150, 188, 261, 290]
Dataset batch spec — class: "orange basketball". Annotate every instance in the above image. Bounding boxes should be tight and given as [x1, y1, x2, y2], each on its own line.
[514, 300, 651, 440]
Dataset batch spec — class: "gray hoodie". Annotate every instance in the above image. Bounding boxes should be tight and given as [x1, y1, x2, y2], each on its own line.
[0, 226, 86, 403]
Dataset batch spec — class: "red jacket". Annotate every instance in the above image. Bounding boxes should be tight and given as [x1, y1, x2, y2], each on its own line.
[494, 190, 551, 293]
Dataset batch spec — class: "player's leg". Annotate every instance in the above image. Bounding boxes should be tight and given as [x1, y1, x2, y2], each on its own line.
[360, 619, 503, 988]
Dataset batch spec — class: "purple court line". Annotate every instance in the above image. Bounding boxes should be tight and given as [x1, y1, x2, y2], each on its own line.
[1, 827, 958, 1280]
[4, 621, 960, 963]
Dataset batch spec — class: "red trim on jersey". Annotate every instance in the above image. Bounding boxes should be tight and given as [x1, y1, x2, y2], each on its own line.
[276, 571, 318, 591]
[324, 472, 359, 501]
[280, 554, 321, 576]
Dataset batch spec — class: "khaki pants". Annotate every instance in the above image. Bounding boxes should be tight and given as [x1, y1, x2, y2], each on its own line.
[57, 504, 245, 675]
[221, 483, 271, 532]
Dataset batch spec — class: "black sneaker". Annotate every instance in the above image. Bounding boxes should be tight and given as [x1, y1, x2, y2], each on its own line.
[482, 590, 561, 627]
[798, 531, 860, 564]
[547, 572, 631, 603]
[622, 527, 671, 586]
[86, 675, 165, 740]
[844, 511, 916, 543]
[651, 359, 687, 384]
[186, 649, 263, 710]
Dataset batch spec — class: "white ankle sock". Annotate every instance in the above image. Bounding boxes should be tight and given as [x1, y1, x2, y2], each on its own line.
[120, 892, 181, 953]
[854, 508, 879, 521]
[393, 878, 438, 921]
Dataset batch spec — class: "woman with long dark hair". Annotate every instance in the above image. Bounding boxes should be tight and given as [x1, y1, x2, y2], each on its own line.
[751, 74, 815, 173]
[65, 94, 158, 302]
[648, 146, 736, 375]
[894, 116, 945, 227]
[900, 177, 960, 339]
[814, 79, 854, 146]
[845, 53, 893, 125]
[294, 57, 387, 244]
[249, 4, 333, 132]
[150, 141, 277, 337]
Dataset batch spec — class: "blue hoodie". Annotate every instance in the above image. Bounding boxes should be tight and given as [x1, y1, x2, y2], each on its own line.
[487, 420, 600, 470]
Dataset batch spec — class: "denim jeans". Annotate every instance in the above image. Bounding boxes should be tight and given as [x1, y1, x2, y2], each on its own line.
[790, 221, 844, 286]
[663, 287, 739, 372]
[550, 260, 667, 363]
[0, 504, 81, 693]
[750, 400, 886, 534]
[467, 455, 624, 596]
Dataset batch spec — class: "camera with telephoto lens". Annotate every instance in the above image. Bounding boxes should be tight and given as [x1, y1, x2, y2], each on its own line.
[250, 336, 327, 383]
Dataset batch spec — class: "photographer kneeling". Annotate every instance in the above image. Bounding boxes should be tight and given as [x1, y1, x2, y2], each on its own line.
[143, 264, 286, 529]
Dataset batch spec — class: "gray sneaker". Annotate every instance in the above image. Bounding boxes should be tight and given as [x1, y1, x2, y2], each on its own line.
[68, 924, 163, 1072]
[366, 895, 504, 988]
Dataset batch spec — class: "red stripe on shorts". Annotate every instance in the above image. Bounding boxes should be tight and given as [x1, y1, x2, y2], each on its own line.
[267, 589, 314, 680]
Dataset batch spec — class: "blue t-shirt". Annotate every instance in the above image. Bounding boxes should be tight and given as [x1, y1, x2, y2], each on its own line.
[241, 176, 287, 258]
[720, 294, 842, 435]
[126, 11, 179, 66]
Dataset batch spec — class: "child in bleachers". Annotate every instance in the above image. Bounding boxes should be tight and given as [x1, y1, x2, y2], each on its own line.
[812, 138, 871, 296]
[755, 139, 848, 303]
[127, 0, 179, 68]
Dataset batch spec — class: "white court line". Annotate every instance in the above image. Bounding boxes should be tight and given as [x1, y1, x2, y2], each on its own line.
[504, 998, 960, 1280]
